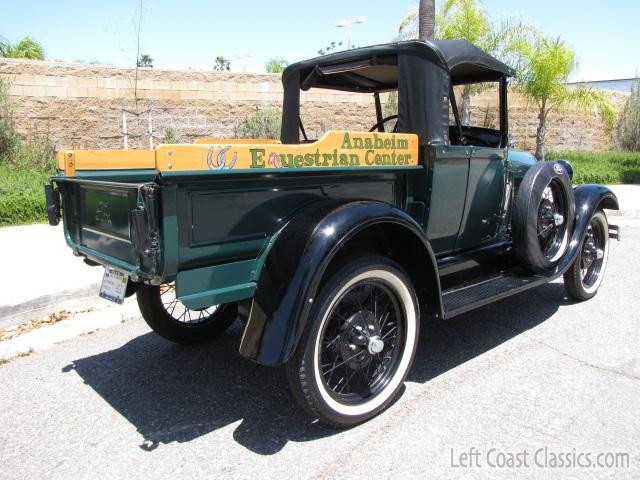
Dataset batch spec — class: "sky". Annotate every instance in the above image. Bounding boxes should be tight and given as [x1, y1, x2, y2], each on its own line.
[1, 0, 638, 81]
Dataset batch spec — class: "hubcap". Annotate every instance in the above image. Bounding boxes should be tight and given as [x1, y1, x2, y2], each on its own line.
[553, 213, 564, 227]
[368, 336, 385, 354]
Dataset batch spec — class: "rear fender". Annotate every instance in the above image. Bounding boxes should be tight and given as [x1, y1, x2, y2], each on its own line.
[239, 200, 440, 366]
[555, 184, 619, 274]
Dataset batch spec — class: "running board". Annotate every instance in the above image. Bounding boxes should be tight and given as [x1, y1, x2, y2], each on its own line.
[442, 273, 550, 319]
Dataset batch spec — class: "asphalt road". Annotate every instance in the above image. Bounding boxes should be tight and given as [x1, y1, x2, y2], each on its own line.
[1, 226, 639, 479]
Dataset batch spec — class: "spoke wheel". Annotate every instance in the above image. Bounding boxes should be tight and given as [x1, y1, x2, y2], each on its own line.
[580, 221, 605, 288]
[536, 180, 568, 262]
[318, 280, 405, 404]
[286, 256, 419, 427]
[136, 283, 237, 344]
[159, 283, 220, 326]
[564, 210, 610, 301]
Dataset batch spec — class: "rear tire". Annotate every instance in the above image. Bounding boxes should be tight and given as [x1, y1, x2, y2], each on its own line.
[136, 283, 237, 344]
[564, 210, 610, 301]
[513, 161, 575, 273]
[286, 256, 419, 427]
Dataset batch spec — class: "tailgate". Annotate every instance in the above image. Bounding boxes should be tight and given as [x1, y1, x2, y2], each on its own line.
[50, 178, 161, 278]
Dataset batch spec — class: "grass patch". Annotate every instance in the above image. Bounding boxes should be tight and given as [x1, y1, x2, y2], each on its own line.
[0, 77, 57, 226]
[0, 165, 53, 226]
[547, 151, 640, 185]
[0, 358, 8, 366]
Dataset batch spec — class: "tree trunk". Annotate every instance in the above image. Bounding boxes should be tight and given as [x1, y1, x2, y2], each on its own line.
[535, 105, 548, 161]
[460, 86, 472, 126]
[418, 0, 436, 40]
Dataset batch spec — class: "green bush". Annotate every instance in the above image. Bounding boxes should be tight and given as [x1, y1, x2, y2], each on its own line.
[616, 78, 640, 152]
[0, 77, 56, 226]
[547, 151, 640, 185]
[235, 108, 281, 139]
[0, 165, 52, 226]
[160, 126, 184, 144]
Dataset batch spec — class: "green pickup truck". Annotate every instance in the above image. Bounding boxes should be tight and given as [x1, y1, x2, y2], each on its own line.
[46, 40, 619, 426]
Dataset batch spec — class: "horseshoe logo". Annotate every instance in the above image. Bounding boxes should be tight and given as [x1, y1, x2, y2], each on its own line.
[207, 146, 238, 170]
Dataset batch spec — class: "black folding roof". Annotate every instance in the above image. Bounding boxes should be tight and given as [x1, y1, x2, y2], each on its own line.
[280, 40, 514, 145]
[282, 40, 515, 92]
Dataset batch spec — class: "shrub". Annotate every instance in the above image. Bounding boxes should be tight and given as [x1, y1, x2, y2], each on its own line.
[547, 151, 640, 185]
[236, 108, 281, 139]
[0, 78, 55, 172]
[616, 78, 640, 152]
[0, 166, 51, 226]
[0, 78, 56, 225]
[160, 126, 184, 144]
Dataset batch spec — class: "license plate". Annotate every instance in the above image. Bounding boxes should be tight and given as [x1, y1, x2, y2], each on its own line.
[99, 267, 128, 304]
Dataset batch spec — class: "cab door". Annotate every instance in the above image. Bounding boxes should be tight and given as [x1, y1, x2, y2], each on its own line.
[455, 146, 505, 251]
[451, 81, 506, 251]
[425, 145, 470, 255]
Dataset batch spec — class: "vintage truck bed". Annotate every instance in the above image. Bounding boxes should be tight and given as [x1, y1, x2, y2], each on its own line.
[49, 131, 422, 308]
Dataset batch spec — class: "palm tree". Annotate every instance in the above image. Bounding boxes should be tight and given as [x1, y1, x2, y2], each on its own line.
[213, 56, 231, 71]
[137, 54, 153, 68]
[265, 57, 289, 73]
[516, 36, 615, 161]
[0, 36, 44, 60]
[418, 0, 436, 40]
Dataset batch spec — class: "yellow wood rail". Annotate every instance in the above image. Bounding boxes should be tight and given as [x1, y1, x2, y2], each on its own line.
[57, 131, 419, 176]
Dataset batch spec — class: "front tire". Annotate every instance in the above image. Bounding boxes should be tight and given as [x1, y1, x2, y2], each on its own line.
[136, 283, 237, 344]
[564, 210, 610, 301]
[286, 256, 420, 427]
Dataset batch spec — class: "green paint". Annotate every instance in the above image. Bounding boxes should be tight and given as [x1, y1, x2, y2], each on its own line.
[250, 148, 266, 168]
[179, 283, 256, 310]
[160, 165, 422, 178]
[176, 259, 257, 309]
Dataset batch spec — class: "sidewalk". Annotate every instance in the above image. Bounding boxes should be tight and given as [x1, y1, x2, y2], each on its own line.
[0, 224, 105, 329]
[604, 185, 640, 230]
[0, 185, 638, 331]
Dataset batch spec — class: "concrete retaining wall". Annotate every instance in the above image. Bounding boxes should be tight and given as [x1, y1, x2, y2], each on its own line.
[0, 58, 625, 152]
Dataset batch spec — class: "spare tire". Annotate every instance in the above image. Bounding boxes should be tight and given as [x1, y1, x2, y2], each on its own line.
[512, 161, 575, 273]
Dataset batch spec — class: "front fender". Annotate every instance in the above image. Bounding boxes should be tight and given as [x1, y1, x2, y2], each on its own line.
[239, 200, 438, 366]
[555, 184, 619, 274]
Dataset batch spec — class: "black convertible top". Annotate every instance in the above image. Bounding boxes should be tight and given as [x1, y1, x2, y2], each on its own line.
[283, 40, 514, 92]
[281, 40, 514, 145]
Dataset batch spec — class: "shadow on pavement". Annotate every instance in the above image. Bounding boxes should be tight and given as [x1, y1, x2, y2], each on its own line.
[62, 281, 571, 455]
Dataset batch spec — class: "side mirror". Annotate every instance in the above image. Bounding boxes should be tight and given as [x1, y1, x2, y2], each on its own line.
[507, 134, 516, 149]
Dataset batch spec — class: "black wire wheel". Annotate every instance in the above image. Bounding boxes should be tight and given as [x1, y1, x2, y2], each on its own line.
[136, 283, 238, 344]
[513, 161, 575, 273]
[564, 210, 610, 301]
[537, 181, 569, 262]
[286, 256, 419, 427]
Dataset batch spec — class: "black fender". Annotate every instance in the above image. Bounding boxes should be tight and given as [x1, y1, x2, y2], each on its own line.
[239, 200, 441, 366]
[555, 184, 619, 275]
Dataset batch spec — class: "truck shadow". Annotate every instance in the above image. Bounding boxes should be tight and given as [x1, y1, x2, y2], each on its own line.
[62, 281, 571, 455]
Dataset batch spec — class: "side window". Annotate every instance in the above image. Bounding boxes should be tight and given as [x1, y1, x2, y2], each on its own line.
[298, 89, 399, 140]
[449, 82, 501, 147]
[452, 82, 500, 129]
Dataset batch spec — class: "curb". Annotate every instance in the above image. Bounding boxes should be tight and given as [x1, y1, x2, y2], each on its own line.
[0, 299, 141, 361]
[0, 284, 104, 330]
